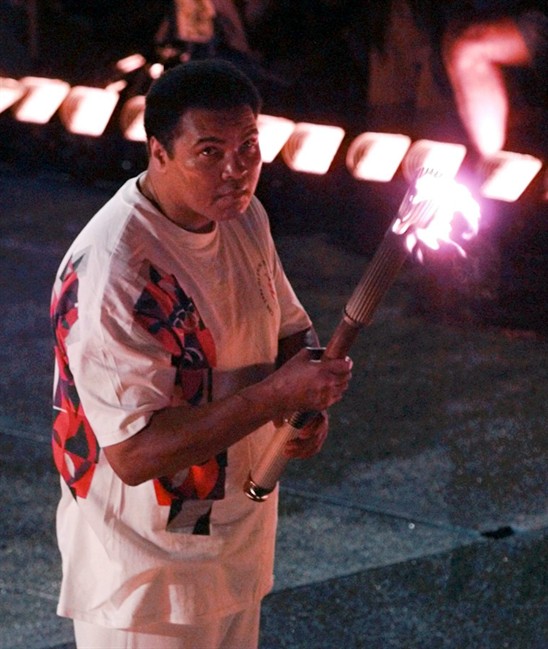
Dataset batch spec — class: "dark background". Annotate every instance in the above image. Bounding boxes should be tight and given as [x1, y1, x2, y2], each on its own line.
[1, 1, 546, 335]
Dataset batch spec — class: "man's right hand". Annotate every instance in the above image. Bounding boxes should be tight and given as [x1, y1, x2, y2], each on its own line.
[257, 347, 353, 419]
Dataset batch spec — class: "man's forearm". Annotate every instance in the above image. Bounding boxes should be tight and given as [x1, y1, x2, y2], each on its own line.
[103, 328, 344, 487]
[103, 378, 282, 486]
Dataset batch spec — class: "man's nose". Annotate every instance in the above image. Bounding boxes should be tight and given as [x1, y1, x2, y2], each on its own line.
[221, 153, 248, 180]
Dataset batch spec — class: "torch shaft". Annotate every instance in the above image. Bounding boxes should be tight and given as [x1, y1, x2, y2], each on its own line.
[243, 231, 410, 501]
[345, 230, 410, 324]
[244, 165, 478, 501]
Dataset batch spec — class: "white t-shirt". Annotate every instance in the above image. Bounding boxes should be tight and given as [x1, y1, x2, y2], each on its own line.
[51, 176, 311, 628]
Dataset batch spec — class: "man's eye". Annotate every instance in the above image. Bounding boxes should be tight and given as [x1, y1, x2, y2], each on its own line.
[242, 139, 259, 152]
[201, 147, 220, 157]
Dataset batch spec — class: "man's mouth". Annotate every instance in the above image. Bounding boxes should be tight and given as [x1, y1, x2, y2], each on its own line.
[216, 187, 249, 202]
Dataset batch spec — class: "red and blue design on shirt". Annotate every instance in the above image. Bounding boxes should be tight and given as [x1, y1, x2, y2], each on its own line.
[51, 255, 99, 500]
[134, 263, 224, 530]
[51, 256, 224, 532]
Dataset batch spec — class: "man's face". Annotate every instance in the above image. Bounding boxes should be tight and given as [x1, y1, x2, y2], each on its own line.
[150, 105, 262, 232]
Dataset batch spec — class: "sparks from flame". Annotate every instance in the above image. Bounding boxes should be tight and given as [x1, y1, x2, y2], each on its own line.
[392, 172, 481, 261]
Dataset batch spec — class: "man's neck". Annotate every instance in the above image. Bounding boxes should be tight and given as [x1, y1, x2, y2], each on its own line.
[137, 172, 214, 233]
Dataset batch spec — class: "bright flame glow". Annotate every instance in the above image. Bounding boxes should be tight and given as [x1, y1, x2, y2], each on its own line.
[120, 95, 146, 141]
[257, 114, 295, 163]
[13, 77, 70, 124]
[346, 132, 411, 182]
[402, 140, 466, 183]
[392, 171, 481, 259]
[59, 86, 120, 136]
[479, 151, 542, 202]
[0, 77, 26, 113]
[282, 123, 345, 174]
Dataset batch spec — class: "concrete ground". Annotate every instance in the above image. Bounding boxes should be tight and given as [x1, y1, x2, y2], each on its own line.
[0, 163, 546, 649]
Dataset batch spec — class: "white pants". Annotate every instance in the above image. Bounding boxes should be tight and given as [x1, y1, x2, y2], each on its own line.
[73, 606, 261, 649]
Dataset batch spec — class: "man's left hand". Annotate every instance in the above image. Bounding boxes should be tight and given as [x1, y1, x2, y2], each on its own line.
[283, 411, 329, 459]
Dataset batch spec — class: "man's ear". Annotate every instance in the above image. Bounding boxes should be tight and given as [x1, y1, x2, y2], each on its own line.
[148, 137, 168, 170]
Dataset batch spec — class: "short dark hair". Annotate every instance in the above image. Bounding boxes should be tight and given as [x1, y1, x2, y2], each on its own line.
[144, 59, 262, 153]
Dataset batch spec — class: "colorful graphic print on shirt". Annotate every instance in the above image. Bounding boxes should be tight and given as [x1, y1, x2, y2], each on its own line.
[134, 263, 226, 529]
[51, 254, 99, 500]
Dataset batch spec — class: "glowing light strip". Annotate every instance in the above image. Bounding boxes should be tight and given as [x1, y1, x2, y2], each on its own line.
[282, 122, 345, 175]
[1, 73, 543, 200]
[59, 86, 121, 137]
[0, 77, 26, 113]
[346, 132, 411, 182]
[120, 95, 146, 142]
[13, 77, 70, 124]
[115, 53, 147, 74]
[257, 114, 295, 163]
[479, 151, 543, 202]
[402, 139, 466, 182]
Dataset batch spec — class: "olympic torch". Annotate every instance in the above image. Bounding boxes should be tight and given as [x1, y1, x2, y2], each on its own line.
[244, 141, 482, 502]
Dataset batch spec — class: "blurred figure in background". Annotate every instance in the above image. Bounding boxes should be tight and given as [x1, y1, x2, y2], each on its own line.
[154, 0, 217, 63]
[440, 2, 548, 157]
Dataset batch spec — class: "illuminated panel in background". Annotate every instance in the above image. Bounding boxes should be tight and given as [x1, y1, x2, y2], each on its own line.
[120, 95, 146, 142]
[479, 151, 543, 202]
[2, 67, 542, 202]
[115, 53, 147, 74]
[0, 78, 26, 113]
[282, 122, 345, 174]
[257, 114, 295, 163]
[12, 77, 70, 124]
[402, 139, 467, 182]
[59, 83, 123, 137]
[119, 61, 166, 142]
[346, 132, 411, 182]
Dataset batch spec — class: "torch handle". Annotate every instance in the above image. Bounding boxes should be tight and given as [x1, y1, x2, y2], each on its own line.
[242, 409, 320, 502]
[243, 319, 362, 502]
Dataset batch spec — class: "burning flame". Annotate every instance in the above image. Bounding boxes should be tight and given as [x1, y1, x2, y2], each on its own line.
[392, 170, 480, 260]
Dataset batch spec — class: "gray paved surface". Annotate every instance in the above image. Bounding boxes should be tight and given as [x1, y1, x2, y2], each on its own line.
[0, 165, 546, 649]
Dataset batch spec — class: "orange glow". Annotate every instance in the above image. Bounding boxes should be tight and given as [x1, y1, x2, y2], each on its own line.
[13, 77, 70, 124]
[59, 86, 121, 136]
[257, 114, 295, 163]
[392, 170, 480, 259]
[346, 132, 411, 182]
[0, 77, 26, 113]
[282, 123, 345, 174]
[120, 95, 146, 142]
[479, 151, 543, 202]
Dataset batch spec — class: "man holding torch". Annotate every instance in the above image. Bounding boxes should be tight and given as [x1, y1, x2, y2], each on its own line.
[51, 59, 352, 649]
